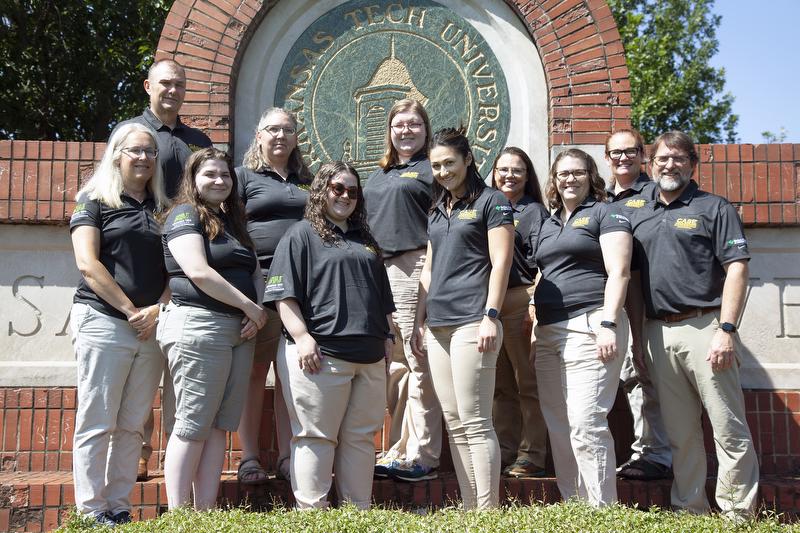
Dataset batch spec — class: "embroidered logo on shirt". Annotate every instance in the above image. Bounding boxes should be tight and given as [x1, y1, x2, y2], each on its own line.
[71, 203, 90, 220]
[514, 219, 520, 227]
[726, 237, 748, 249]
[188, 144, 205, 152]
[170, 211, 195, 230]
[458, 209, 477, 220]
[610, 213, 630, 224]
[400, 171, 419, 179]
[674, 218, 698, 230]
[298, 184, 310, 191]
[364, 245, 378, 255]
[571, 217, 590, 228]
[495, 205, 513, 213]
[265, 275, 284, 293]
[625, 199, 646, 208]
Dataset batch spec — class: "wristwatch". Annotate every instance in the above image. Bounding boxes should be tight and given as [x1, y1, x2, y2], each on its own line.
[485, 308, 499, 319]
[719, 322, 737, 333]
[600, 320, 617, 329]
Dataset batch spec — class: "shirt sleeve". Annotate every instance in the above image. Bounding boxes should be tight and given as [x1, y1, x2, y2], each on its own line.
[484, 189, 514, 229]
[262, 224, 308, 305]
[714, 200, 750, 264]
[599, 202, 633, 235]
[69, 196, 102, 231]
[524, 204, 549, 275]
[163, 204, 203, 241]
[236, 167, 249, 204]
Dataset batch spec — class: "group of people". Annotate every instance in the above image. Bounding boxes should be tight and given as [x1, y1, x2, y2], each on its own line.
[68, 58, 758, 526]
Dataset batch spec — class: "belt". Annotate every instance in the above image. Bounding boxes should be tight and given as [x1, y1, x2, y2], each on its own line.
[659, 307, 719, 324]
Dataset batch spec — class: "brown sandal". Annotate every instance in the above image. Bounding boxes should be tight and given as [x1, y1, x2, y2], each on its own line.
[237, 456, 269, 485]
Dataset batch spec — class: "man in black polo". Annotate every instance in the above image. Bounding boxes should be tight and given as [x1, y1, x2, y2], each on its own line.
[115, 59, 212, 198]
[117, 59, 211, 479]
[629, 130, 758, 518]
[604, 129, 672, 482]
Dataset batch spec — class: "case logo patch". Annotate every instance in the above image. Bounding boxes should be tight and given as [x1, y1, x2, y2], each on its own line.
[674, 218, 697, 230]
[400, 171, 419, 179]
[265, 275, 284, 293]
[625, 199, 646, 208]
[458, 209, 477, 220]
[571, 216, 590, 228]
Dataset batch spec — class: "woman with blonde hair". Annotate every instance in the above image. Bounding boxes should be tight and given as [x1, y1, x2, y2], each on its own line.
[69, 122, 170, 526]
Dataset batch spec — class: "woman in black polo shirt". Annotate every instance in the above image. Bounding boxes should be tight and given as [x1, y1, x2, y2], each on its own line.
[264, 162, 395, 510]
[158, 148, 267, 510]
[410, 128, 515, 509]
[69, 123, 170, 527]
[489, 147, 549, 479]
[363, 99, 442, 481]
[533, 148, 632, 506]
[235, 107, 311, 483]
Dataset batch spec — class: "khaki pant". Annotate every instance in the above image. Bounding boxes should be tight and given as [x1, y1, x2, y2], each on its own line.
[141, 364, 175, 462]
[493, 285, 548, 467]
[427, 321, 501, 509]
[277, 340, 386, 510]
[645, 311, 758, 515]
[71, 303, 164, 515]
[535, 309, 628, 506]
[384, 249, 442, 467]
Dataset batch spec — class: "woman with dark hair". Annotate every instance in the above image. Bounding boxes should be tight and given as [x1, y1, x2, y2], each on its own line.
[410, 128, 514, 509]
[265, 162, 395, 510]
[235, 107, 311, 483]
[157, 147, 267, 510]
[70, 123, 170, 526]
[533, 148, 632, 506]
[363, 99, 442, 481]
[489, 147, 549, 479]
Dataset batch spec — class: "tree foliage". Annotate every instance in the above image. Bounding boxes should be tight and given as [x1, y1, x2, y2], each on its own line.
[608, 0, 738, 143]
[0, 0, 171, 141]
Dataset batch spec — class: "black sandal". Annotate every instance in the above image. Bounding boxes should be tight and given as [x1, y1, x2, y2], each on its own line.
[237, 456, 269, 485]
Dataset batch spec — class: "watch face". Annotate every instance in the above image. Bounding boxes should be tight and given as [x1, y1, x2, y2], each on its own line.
[721, 322, 737, 333]
[485, 308, 498, 319]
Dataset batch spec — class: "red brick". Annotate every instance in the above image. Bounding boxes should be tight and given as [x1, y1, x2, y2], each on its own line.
[60, 451, 73, 471]
[0, 140, 11, 159]
[46, 411, 61, 451]
[44, 484, 61, 506]
[767, 162, 782, 201]
[62, 389, 76, 409]
[63, 483, 75, 504]
[46, 389, 61, 409]
[755, 204, 769, 223]
[769, 204, 783, 224]
[17, 389, 32, 409]
[0, 509, 9, 532]
[32, 409, 46, 452]
[43, 508, 60, 531]
[33, 388, 47, 409]
[143, 482, 158, 505]
[29, 452, 43, 471]
[28, 483, 44, 506]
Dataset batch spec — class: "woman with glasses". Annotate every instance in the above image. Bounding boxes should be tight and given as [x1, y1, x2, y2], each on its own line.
[489, 147, 549, 479]
[264, 162, 395, 509]
[158, 148, 266, 509]
[363, 99, 442, 482]
[69, 123, 170, 526]
[411, 128, 515, 509]
[533, 149, 632, 506]
[235, 107, 312, 484]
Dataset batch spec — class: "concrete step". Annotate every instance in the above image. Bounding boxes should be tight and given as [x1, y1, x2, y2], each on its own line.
[1, 471, 798, 531]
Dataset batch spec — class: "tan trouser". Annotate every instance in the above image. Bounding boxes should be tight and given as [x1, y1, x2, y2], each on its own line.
[427, 321, 501, 509]
[645, 311, 758, 515]
[277, 340, 386, 510]
[384, 249, 442, 467]
[493, 285, 548, 467]
[141, 365, 175, 462]
[535, 309, 628, 507]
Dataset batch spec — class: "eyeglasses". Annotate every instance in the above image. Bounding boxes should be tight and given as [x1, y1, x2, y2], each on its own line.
[556, 169, 588, 180]
[390, 122, 424, 133]
[262, 125, 297, 136]
[653, 155, 690, 166]
[607, 148, 640, 160]
[328, 182, 359, 198]
[496, 167, 526, 177]
[121, 147, 158, 159]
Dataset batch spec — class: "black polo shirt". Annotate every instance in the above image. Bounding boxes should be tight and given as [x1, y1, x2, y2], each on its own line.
[606, 173, 658, 204]
[70, 194, 166, 320]
[363, 153, 433, 258]
[162, 204, 258, 315]
[237, 166, 309, 273]
[508, 196, 549, 288]
[629, 180, 750, 319]
[263, 219, 396, 364]
[427, 186, 514, 327]
[533, 196, 632, 325]
[115, 108, 212, 198]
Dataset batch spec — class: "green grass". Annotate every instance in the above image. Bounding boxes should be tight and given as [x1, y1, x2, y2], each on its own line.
[57, 501, 798, 533]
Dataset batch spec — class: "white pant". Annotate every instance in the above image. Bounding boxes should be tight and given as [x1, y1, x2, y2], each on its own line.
[277, 340, 386, 509]
[535, 309, 628, 507]
[71, 303, 164, 515]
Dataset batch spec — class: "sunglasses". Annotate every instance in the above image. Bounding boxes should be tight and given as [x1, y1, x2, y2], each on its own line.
[328, 182, 359, 198]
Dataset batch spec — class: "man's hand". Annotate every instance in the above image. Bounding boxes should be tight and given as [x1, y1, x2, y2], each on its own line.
[707, 328, 736, 371]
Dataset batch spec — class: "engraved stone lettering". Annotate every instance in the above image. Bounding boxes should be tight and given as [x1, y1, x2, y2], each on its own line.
[8, 275, 44, 337]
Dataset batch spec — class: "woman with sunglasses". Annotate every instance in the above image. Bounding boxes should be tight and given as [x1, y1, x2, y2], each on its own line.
[158, 148, 267, 510]
[363, 99, 442, 481]
[489, 147, 549, 479]
[235, 107, 312, 484]
[69, 123, 170, 526]
[265, 162, 395, 509]
[532, 149, 632, 506]
[411, 128, 515, 509]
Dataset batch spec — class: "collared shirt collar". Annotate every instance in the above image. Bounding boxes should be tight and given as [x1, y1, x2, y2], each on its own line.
[551, 194, 597, 224]
[511, 194, 536, 213]
[391, 151, 427, 170]
[607, 173, 651, 199]
[656, 179, 699, 207]
[142, 107, 184, 132]
[260, 166, 298, 183]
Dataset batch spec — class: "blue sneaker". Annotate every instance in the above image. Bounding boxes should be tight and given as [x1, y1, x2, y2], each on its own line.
[391, 460, 438, 481]
[374, 455, 401, 478]
[109, 510, 131, 525]
[90, 512, 117, 528]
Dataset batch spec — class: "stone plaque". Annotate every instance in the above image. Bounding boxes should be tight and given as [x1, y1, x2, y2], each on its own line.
[274, 0, 511, 176]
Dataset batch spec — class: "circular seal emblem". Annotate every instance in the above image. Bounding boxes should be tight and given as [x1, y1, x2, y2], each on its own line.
[275, 0, 511, 176]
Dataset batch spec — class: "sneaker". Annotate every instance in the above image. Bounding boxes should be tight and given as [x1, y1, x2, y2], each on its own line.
[374, 455, 401, 478]
[109, 510, 131, 525]
[391, 460, 438, 482]
[503, 459, 546, 478]
[617, 457, 673, 480]
[90, 512, 117, 528]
